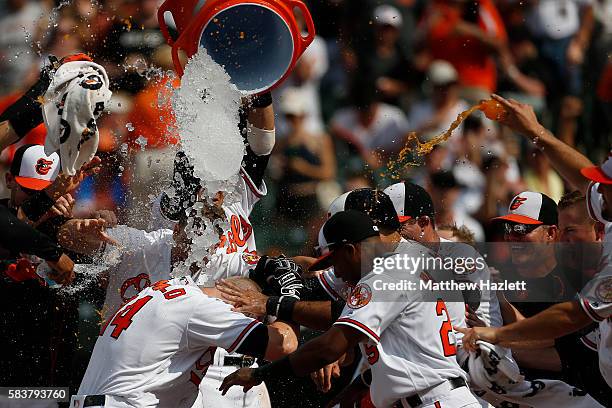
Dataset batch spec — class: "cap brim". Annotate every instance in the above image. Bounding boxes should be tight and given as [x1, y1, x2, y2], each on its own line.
[581, 166, 612, 185]
[398, 215, 412, 223]
[15, 176, 51, 191]
[492, 214, 543, 225]
[309, 251, 334, 272]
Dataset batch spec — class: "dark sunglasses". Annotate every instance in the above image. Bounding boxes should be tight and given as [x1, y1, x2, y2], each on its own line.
[504, 222, 541, 236]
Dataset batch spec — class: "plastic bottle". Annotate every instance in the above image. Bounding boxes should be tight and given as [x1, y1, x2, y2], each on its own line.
[479, 99, 507, 121]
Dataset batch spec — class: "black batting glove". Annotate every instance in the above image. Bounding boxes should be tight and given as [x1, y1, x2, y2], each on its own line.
[250, 255, 305, 300]
[0, 56, 59, 139]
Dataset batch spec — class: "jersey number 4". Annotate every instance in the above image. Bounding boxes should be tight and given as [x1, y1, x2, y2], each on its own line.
[436, 299, 457, 357]
[100, 280, 186, 339]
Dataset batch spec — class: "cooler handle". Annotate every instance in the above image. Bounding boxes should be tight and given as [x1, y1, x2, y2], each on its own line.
[287, 0, 315, 55]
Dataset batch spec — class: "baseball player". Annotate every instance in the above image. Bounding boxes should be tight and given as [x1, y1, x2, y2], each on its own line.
[70, 275, 298, 408]
[220, 210, 480, 408]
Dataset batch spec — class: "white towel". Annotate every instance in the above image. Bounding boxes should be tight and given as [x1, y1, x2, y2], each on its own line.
[466, 341, 604, 407]
[43, 60, 112, 175]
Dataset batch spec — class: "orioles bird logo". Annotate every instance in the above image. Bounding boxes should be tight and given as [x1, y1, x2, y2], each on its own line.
[35, 158, 54, 175]
[348, 283, 372, 309]
[510, 196, 527, 210]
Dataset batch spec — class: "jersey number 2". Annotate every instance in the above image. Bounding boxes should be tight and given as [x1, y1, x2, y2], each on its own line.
[436, 299, 456, 357]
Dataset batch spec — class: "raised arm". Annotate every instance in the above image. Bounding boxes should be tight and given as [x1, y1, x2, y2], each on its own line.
[492, 94, 594, 192]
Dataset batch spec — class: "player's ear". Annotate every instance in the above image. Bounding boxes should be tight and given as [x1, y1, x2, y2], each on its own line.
[546, 225, 558, 242]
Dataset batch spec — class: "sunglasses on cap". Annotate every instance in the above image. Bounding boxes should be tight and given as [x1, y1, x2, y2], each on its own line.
[504, 223, 542, 235]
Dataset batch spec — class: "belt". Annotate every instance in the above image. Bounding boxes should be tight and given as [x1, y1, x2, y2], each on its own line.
[223, 356, 255, 367]
[83, 395, 105, 407]
[394, 377, 466, 408]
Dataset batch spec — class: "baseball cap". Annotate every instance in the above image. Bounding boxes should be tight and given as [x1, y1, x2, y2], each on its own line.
[383, 181, 435, 223]
[493, 191, 558, 225]
[373, 4, 403, 27]
[310, 210, 380, 272]
[580, 150, 612, 185]
[10, 144, 60, 190]
[327, 188, 400, 231]
[427, 60, 458, 86]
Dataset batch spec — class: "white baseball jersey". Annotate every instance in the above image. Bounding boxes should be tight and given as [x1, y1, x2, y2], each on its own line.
[334, 245, 470, 408]
[578, 263, 612, 388]
[214, 169, 266, 257]
[438, 237, 503, 328]
[77, 276, 261, 408]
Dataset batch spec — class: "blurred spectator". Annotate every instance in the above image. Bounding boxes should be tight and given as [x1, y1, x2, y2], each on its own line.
[0, 0, 48, 94]
[97, 0, 165, 93]
[524, 0, 595, 147]
[408, 60, 469, 141]
[275, 13, 328, 135]
[44, 8, 84, 61]
[524, 149, 565, 203]
[417, 0, 508, 102]
[370, 4, 412, 105]
[330, 84, 410, 169]
[428, 170, 485, 241]
[276, 88, 337, 222]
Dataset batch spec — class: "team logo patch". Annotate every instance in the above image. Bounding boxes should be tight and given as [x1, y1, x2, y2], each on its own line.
[348, 283, 372, 309]
[35, 158, 54, 175]
[242, 253, 260, 265]
[510, 196, 527, 210]
[595, 277, 612, 303]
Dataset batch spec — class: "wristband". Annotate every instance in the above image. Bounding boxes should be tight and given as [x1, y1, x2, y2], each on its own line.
[20, 190, 56, 222]
[266, 296, 281, 316]
[250, 91, 272, 109]
[252, 356, 293, 383]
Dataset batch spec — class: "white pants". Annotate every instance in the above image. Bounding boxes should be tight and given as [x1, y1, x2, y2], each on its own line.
[193, 364, 270, 408]
[414, 386, 481, 408]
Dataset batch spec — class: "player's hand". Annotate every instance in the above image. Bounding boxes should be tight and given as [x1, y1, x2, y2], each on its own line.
[46, 253, 75, 285]
[93, 209, 118, 227]
[465, 305, 486, 328]
[216, 279, 268, 316]
[455, 326, 499, 352]
[490, 94, 545, 140]
[35, 193, 76, 225]
[311, 361, 341, 393]
[219, 368, 261, 395]
[45, 156, 102, 200]
[57, 218, 118, 255]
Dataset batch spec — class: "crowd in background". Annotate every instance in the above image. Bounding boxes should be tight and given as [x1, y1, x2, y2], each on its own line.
[1, 0, 611, 254]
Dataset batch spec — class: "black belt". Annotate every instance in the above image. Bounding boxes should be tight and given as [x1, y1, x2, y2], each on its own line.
[394, 377, 466, 408]
[83, 395, 105, 407]
[223, 356, 255, 367]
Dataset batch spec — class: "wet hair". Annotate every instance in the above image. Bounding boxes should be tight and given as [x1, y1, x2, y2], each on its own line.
[558, 191, 595, 224]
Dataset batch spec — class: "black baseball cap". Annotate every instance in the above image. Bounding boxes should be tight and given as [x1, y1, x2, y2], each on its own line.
[383, 181, 435, 222]
[310, 210, 380, 272]
[493, 191, 558, 225]
[326, 188, 400, 231]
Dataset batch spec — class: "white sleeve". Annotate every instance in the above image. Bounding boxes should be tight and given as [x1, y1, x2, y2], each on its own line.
[316, 268, 349, 301]
[579, 265, 612, 322]
[103, 226, 174, 260]
[198, 252, 259, 282]
[586, 182, 606, 223]
[333, 269, 413, 345]
[239, 167, 267, 215]
[187, 297, 262, 352]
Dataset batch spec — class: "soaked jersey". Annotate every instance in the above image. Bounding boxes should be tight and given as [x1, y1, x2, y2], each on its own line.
[334, 245, 467, 408]
[78, 276, 261, 408]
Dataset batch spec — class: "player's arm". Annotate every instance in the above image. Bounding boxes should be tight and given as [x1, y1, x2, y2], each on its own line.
[241, 92, 275, 188]
[492, 94, 593, 192]
[220, 324, 365, 395]
[458, 300, 592, 351]
[236, 319, 299, 361]
[217, 277, 345, 330]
